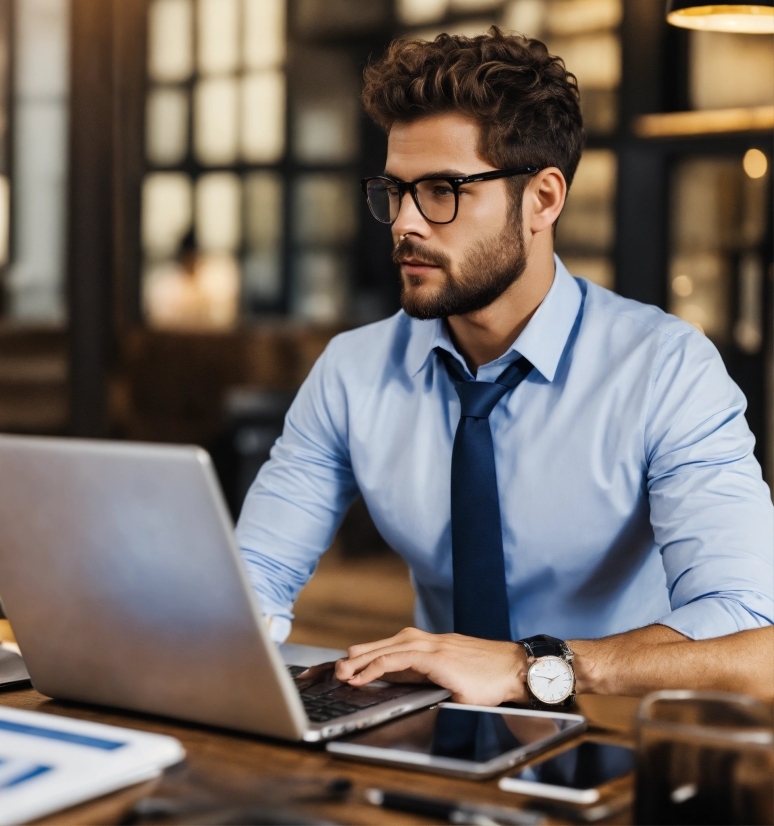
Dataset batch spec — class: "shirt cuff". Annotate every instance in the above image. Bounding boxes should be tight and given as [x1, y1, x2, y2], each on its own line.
[265, 614, 292, 644]
[656, 596, 766, 640]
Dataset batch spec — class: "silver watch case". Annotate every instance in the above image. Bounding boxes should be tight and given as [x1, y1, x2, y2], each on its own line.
[523, 643, 576, 707]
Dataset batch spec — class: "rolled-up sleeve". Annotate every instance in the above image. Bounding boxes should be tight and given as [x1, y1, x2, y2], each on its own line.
[235, 342, 359, 641]
[644, 327, 774, 639]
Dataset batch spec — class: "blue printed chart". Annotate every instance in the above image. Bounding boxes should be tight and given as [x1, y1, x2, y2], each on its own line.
[0, 707, 184, 825]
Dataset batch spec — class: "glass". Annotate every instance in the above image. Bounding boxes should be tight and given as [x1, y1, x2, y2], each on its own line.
[0, 174, 8, 266]
[556, 150, 617, 289]
[293, 98, 358, 164]
[502, 0, 546, 36]
[197, 0, 239, 76]
[635, 690, 774, 825]
[450, 0, 502, 12]
[363, 166, 541, 225]
[245, 172, 283, 251]
[669, 152, 769, 346]
[544, 0, 621, 35]
[241, 71, 285, 163]
[567, 150, 617, 202]
[741, 162, 769, 246]
[244, 172, 283, 305]
[141, 172, 193, 259]
[194, 76, 238, 165]
[667, 156, 758, 343]
[670, 253, 729, 339]
[545, 32, 621, 89]
[244, 251, 282, 303]
[293, 251, 348, 323]
[295, 174, 356, 243]
[556, 199, 615, 253]
[294, 0, 387, 35]
[580, 88, 618, 134]
[243, 0, 285, 70]
[146, 87, 189, 166]
[148, 0, 193, 83]
[397, 0, 449, 25]
[9, 0, 69, 322]
[195, 173, 241, 253]
[735, 253, 763, 354]
[690, 31, 774, 110]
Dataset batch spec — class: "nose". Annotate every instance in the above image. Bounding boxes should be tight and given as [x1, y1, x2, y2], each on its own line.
[391, 189, 431, 243]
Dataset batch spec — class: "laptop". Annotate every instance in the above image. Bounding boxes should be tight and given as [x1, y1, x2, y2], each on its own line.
[0, 435, 448, 742]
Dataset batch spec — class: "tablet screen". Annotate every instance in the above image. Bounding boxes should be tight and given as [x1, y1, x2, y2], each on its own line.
[342, 705, 581, 765]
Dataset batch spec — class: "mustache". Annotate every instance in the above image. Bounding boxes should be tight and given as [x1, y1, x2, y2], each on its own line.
[391, 237, 451, 270]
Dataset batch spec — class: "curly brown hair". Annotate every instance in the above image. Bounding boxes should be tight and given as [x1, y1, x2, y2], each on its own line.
[362, 26, 585, 192]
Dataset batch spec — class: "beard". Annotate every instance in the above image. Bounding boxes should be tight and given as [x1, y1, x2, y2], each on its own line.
[392, 217, 527, 320]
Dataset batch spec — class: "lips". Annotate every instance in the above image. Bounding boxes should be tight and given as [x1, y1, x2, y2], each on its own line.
[400, 258, 439, 271]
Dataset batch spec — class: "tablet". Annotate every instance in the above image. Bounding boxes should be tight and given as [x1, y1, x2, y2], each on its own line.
[326, 702, 586, 779]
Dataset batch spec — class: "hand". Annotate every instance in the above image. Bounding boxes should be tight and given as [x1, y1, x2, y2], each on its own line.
[333, 627, 529, 706]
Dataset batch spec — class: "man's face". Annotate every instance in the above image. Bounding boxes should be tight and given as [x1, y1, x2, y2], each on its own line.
[386, 112, 527, 319]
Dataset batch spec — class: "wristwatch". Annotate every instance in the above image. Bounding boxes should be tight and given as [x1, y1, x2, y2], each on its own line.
[517, 634, 576, 709]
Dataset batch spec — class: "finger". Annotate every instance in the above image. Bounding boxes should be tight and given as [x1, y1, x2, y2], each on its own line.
[336, 640, 438, 681]
[338, 642, 430, 680]
[347, 627, 425, 659]
[379, 670, 432, 684]
[296, 661, 337, 679]
[345, 650, 433, 686]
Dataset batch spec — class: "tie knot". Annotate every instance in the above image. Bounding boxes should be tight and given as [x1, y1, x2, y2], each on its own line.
[434, 347, 535, 419]
[455, 381, 510, 418]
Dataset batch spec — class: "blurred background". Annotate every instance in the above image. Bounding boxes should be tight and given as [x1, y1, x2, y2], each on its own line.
[0, 0, 770, 644]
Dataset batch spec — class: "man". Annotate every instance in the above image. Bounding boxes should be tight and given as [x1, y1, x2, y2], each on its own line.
[236, 28, 773, 707]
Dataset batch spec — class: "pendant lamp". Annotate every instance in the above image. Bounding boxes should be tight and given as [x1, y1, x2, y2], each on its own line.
[666, 0, 774, 32]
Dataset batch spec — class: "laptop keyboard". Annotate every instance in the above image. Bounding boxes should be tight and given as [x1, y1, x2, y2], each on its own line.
[287, 664, 416, 724]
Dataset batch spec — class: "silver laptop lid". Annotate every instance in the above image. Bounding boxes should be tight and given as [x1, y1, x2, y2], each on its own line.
[0, 435, 308, 740]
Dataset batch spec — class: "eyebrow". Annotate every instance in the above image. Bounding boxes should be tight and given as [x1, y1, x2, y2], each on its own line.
[383, 169, 467, 180]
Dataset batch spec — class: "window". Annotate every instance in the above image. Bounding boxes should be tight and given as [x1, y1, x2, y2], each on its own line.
[5, 0, 69, 321]
[142, 0, 287, 330]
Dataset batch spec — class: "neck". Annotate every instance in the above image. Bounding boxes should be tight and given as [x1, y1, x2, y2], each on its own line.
[447, 244, 556, 373]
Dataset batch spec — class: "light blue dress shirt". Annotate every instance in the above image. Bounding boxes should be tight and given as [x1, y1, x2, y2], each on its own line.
[236, 256, 774, 644]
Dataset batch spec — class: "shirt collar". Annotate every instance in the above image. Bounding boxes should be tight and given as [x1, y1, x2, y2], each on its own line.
[405, 255, 582, 382]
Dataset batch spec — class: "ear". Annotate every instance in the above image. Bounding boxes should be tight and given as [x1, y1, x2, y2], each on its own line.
[523, 168, 567, 235]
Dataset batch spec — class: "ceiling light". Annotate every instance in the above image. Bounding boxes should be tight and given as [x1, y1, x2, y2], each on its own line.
[743, 148, 768, 178]
[666, 1, 774, 33]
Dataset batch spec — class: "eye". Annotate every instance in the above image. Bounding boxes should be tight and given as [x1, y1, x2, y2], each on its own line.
[431, 184, 454, 197]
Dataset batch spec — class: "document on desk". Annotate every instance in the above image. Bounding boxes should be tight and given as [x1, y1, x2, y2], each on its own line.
[0, 706, 185, 825]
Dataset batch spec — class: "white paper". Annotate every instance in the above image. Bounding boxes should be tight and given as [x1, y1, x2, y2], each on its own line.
[0, 706, 185, 825]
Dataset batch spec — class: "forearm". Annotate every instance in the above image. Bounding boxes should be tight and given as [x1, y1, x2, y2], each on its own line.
[570, 625, 774, 703]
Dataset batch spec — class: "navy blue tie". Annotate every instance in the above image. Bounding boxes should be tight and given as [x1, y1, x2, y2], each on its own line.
[436, 348, 533, 641]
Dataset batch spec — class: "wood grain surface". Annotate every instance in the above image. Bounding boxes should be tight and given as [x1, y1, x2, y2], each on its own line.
[0, 686, 639, 825]
[0, 553, 640, 825]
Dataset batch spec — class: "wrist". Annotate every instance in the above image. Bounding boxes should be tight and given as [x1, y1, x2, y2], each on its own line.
[507, 642, 529, 702]
[568, 638, 607, 695]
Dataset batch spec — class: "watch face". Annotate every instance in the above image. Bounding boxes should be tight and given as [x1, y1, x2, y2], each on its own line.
[527, 655, 574, 704]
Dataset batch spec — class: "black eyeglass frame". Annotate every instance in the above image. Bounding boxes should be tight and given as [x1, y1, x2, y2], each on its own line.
[360, 166, 543, 225]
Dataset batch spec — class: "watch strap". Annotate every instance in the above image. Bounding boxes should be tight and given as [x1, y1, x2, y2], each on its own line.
[517, 634, 573, 663]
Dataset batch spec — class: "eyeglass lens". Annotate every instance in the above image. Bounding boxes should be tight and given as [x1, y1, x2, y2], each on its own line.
[366, 179, 457, 224]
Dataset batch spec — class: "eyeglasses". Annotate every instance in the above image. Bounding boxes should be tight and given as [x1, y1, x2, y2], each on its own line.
[361, 166, 542, 226]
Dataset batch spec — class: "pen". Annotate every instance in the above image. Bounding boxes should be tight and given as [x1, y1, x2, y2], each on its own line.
[365, 788, 544, 825]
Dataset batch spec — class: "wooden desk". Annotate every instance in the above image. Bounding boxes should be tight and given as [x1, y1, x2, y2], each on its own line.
[0, 687, 639, 825]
